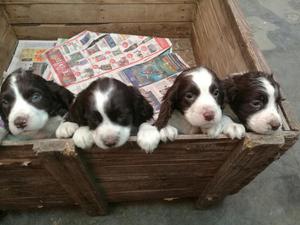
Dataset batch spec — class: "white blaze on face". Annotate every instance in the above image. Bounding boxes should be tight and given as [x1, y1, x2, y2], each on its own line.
[92, 87, 131, 149]
[184, 68, 222, 128]
[8, 76, 49, 135]
[247, 78, 282, 134]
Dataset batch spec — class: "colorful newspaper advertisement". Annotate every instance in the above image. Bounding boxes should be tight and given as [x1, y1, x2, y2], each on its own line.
[7, 40, 56, 80]
[44, 31, 172, 94]
[117, 52, 189, 116]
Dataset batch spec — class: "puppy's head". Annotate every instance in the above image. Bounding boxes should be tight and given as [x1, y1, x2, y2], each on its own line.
[68, 77, 153, 149]
[224, 71, 283, 134]
[155, 67, 224, 130]
[0, 69, 74, 135]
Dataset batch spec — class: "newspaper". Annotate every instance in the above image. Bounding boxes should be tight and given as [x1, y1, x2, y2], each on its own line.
[44, 31, 173, 94]
[7, 40, 56, 80]
[117, 52, 189, 116]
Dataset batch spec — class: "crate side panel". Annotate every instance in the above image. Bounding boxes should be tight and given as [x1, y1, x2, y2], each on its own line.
[83, 139, 240, 202]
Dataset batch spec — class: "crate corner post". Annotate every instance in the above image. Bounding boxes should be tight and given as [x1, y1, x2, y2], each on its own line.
[33, 139, 108, 216]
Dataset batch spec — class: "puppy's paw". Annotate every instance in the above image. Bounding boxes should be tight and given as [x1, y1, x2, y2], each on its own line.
[137, 123, 160, 154]
[223, 123, 245, 139]
[56, 122, 79, 138]
[73, 126, 94, 149]
[206, 123, 222, 138]
[160, 125, 178, 143]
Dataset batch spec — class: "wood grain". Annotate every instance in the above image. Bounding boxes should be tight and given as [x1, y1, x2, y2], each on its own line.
[1, 0, 196, 4]
[5, 4, 194, 24]
[12, 22, 192, 39]
[191, 0, 248, 77]
[0, 6, 17, 76]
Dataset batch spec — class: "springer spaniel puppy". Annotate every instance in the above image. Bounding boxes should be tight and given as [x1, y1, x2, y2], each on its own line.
[56, 77, 159, 152]
[223, 71, 283, 134]
[0, 69, 74, 142]
[151, 66, 245, 145]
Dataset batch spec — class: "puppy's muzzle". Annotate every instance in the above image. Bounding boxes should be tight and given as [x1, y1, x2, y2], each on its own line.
[203, 111, 215, 121]
[103, 136, 119, 148]
[269, 120, 281, 131]
[14, 116, 28, 129]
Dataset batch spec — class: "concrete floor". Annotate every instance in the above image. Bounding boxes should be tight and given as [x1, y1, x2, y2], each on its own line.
[1, 0, 300, 224]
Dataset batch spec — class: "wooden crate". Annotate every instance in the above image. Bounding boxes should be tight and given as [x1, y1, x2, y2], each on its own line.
[0, 0, 299, 216]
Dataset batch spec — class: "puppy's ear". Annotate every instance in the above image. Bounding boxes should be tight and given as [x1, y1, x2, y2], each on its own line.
[66, 92, 89, 126]
[131, 87, 154, 127]
[46, 81, 74, 109]
[222, 77, 238, 104]
[154, 77, 181, 130]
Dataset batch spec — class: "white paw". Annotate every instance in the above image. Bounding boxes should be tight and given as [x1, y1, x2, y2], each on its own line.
[223, 123, 245, 139]
[206, 123, 222, 138]
[160, 125, 178, 143]
[56, 122, 79, 138]
[137, 123, 160, 153]
[73, 126, 94, 149]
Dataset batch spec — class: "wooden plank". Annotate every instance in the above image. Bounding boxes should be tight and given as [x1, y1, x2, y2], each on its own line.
[100, 177, 211, 193]
[0, 8, 9, 40]
[197, 133, 285, 208]
[0, 197, 76, 210]
[106, 187, 203, 202]
[0, 6, 17, 76]
[5, 4, 194, 24]
[1, 0, 196, 4]
[12, 22, 192, 39]
[34, 140, 107, 216]
[192, 0, 249, 78]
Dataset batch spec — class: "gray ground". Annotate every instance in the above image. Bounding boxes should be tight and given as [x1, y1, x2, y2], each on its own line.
[1, 0, 300, 224]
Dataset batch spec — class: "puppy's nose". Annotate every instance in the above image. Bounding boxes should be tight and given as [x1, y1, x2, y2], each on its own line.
[103, 136, 118, 147]
[269, 120, 281, 131]
[14, 116, 28, 129]
[203, 111, 215, 121]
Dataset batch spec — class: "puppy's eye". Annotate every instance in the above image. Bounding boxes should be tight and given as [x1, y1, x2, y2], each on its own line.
[1, 99, 8, 107]
[184, 92, 195, 101]
[250, 100, 263, 109]
[30, 92, 42, 103]
[213, 88, 220, 97]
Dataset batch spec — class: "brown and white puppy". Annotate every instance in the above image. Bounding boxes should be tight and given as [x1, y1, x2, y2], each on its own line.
[56, 77, 159, 152]
[151, 66, 245, 145]
[0, 69, 74, 142]
[223, 71, 283, 134]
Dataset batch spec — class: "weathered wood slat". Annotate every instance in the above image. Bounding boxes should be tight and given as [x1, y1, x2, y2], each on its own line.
[99, 177, 211, 192]
[0, 197, 75, 210]
[92, 162, 221, 178]
[0, 6, 17, 75]
[1, 0, 196, 4]
[12, 22, 192, 39]
[83, 152, 230, 163]
[5, 4, 194, 24]
[106, 187, 202, 202]
[192, 0, 248, 77]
